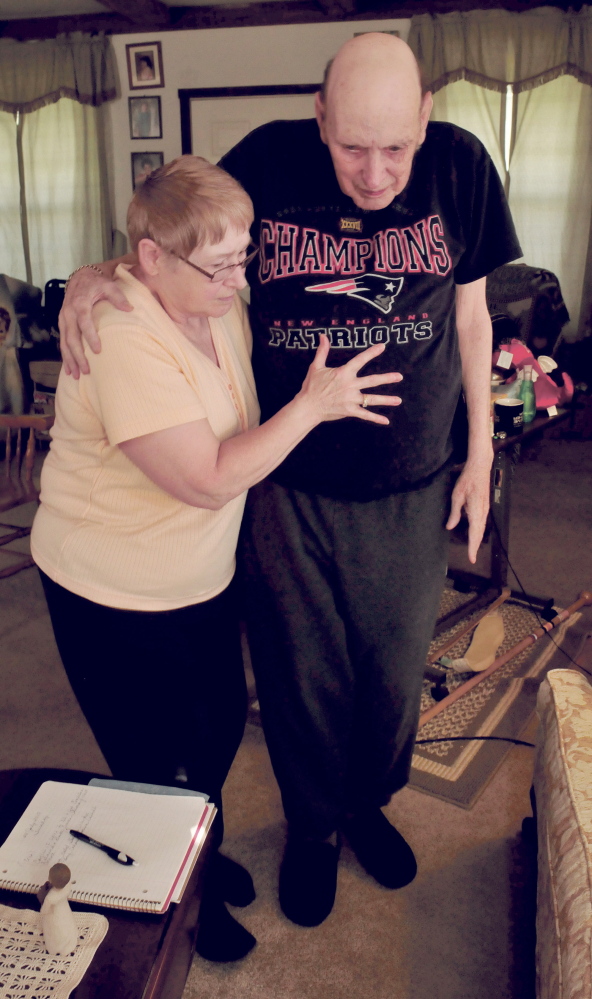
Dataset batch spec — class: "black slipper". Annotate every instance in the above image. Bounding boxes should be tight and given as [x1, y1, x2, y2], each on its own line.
[342, 809, 417, 889]
[213, 852, 256, 907]
[279, 837, 339, 927]
[195, 895, 256, 963]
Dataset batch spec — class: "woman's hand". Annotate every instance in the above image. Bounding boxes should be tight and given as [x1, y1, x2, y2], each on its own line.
[59, 263, 133, 378]
[297, 334, 403, 425]
[121, 336, 403, 510]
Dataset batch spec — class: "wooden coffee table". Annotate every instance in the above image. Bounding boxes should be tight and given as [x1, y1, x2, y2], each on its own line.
[0, 768, 214, 999]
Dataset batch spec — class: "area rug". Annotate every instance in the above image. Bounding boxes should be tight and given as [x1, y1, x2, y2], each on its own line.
[410, 592, 586, 808]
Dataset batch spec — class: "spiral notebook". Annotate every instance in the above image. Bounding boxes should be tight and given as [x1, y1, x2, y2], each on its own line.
[0, 781, 216, 913]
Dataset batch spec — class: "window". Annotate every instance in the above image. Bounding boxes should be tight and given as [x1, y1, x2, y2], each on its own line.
[0, 99, 106, 289]
[432, 76, 592, 335]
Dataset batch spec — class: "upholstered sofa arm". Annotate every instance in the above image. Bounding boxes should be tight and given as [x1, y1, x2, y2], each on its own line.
[534, 669, 592, 999]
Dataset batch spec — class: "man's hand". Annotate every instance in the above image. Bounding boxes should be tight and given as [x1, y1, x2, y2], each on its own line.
[59, 263, 133, 378]
[446, 457, 492, 564]
[452, 277, 494, 564]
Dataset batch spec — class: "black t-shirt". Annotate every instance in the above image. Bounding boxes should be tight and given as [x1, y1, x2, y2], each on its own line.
[220, 119, 521, 500]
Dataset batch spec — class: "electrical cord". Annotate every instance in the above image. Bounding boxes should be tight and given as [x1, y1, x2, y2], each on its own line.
[416, 735, 535, 747]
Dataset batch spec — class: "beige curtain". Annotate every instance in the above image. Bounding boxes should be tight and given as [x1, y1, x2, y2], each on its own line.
[409, 9, 592, 336]
[0, 32, 117, 114]
[409, 7, 592, 95]
[0, 33, 117, 289]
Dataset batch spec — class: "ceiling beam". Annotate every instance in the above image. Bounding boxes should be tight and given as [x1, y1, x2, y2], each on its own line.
[314, 0, 358, 17]
[166, 1, 378, 30]
[0, 0, 583, 41]
[97, 0, 170, 27]
[0, 12, 136, 40]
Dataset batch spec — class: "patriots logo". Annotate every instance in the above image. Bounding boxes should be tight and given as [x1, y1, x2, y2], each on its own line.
[304, 275, 404, 315]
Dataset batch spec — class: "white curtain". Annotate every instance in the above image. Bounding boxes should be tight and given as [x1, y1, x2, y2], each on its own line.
[19, 98, 105, 289]
[0, 112, 27, 281]
[410, 8, 592, 336]
[0, 32, 117, 292]
[431, 82, 506, 184]
[430, 77, 592, 336]
[509, 76, 592, 335]
[0, 99, 106, 289]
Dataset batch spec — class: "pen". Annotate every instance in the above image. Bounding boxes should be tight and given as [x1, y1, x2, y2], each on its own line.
[69, 829, 137, 866]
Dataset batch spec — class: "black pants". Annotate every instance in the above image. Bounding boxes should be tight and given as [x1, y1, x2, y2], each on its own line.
[240, 474, 450, 840]
[40, 572, 247, 847]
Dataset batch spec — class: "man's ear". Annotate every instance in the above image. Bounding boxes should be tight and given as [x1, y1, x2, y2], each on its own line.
[419, 91, 433, 142]
[137, 238, 164, 276]
[315, 92, 328, 145]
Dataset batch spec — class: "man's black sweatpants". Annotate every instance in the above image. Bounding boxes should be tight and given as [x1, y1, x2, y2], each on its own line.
[240, 473, 451, 840]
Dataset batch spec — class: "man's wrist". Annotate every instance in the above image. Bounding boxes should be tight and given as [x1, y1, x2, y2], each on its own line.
[64, 264, 104, 294]
[465, 435, 494, 465]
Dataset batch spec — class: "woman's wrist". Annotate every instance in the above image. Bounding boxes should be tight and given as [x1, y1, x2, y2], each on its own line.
[290, 387, 324, 433]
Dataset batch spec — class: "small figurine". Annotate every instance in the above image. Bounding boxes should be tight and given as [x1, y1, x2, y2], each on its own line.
[37, 862, 78, 955]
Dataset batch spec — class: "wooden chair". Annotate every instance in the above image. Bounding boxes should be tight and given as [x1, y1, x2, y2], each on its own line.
[0, 414, 54, 579]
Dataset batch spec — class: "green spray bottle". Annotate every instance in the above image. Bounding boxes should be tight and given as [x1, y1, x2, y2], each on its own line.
[520, 364, 536, 423]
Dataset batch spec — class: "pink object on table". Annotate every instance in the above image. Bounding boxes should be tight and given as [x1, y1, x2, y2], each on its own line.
[492, 338, 574, 410]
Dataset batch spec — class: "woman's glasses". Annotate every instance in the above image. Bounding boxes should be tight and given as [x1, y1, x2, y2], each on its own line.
[174, 242, 259, 282]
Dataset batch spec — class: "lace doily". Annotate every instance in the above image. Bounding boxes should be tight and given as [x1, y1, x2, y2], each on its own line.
[0, 903, 108, 998]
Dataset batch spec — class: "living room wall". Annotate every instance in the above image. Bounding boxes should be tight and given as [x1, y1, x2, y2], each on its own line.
[106, 18, 411, 237]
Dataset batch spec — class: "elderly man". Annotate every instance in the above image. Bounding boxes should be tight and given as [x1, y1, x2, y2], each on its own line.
[61, 33, 521, 930]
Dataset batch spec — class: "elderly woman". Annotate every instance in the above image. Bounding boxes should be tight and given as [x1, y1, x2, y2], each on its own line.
[31, 155, 400, 961]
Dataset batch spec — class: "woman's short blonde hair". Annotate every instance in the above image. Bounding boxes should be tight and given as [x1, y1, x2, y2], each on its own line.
[127, 155, 254, 256]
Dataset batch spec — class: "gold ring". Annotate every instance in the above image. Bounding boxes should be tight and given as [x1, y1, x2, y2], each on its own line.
[362, 395, 369, 408]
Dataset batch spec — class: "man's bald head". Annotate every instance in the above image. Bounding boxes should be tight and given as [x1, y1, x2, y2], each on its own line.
[320, 34, 424, 105]
[315, 33, 432, 211]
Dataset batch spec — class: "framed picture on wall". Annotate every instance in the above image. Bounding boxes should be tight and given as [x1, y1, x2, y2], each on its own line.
[131, 151, 164, 189]
[178, 85, 320, 160]
[129, 96, 162, 140]
[126, 41, 164, 90]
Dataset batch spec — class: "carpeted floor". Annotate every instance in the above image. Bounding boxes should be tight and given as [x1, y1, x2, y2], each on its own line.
[184, 718, 540, 999]
[0, 435, 591, 998]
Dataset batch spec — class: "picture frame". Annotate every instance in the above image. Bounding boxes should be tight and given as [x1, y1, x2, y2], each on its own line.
[126, 41, 164, 90]
[129, 96, 162, 140]
[131, 151, 164, 190]
[178, 85, 320, 158]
